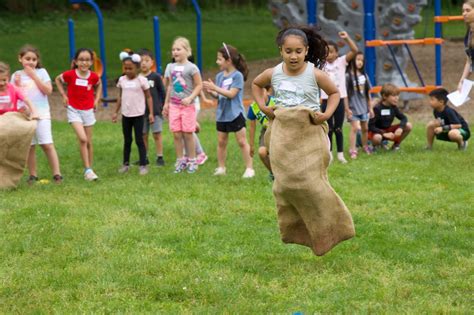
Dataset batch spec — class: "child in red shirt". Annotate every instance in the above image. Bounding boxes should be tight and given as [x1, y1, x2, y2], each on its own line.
[55, 48, 102, 181]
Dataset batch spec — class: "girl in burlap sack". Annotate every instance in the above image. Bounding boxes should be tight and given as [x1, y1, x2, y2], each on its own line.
[251, 26, 355, 256]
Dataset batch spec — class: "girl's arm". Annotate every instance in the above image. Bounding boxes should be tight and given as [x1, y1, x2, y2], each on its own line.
[112, 88, 121, 123]
[144, 89, 155, 123]
[252, 68, 274, 118]
[458, 55, 472, 91]
[24, 67, 52, 95]
[315, 69, 340, 123]
[93, 80, 102, 109]
[203, 79, 239, 99]
[182, 72, 202, 105]
[54, 74, 68, 107]
[163, 79, 171, 117]
[339, 31, 359, 62]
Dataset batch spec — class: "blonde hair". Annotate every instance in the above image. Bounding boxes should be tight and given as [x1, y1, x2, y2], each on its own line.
[172, 36, 192, 58]
[0, 61, 10, 75]
[381, 83, 400, 98]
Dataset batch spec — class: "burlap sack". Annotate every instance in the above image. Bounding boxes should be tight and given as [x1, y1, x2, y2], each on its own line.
[267, 106, 355, 256]
[0, 112, 37, 189]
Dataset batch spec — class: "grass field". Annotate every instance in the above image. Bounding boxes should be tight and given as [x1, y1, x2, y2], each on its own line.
[0, 119, 472, 313]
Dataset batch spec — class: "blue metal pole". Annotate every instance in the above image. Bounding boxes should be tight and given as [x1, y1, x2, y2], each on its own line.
[68, 18, 76, 62]
[153, 16, 162, 74]
[306, 0, 317, 26]
[387, 45, 409, 87]
[363, 0, 377, 86]
[404, 43, 425, 86]
[434, 0, 442, 85]
[191, 0, 202, 71]
[70, 0, 108, 101]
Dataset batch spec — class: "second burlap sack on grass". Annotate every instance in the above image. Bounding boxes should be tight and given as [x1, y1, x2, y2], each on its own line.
[0, 112, 37, 189]
[266, 106, 355, 256]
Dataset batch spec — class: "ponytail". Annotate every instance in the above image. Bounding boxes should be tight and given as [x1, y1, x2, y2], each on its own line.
[218, 44, 249, 81]
[276, 25, 328, 69]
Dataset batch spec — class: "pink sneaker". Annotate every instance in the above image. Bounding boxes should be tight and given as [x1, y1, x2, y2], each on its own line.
[349, 149, 358, 159]
[196, 152, 208, 165]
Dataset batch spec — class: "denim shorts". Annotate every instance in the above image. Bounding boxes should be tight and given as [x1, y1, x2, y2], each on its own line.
[349, 113, 369, 122]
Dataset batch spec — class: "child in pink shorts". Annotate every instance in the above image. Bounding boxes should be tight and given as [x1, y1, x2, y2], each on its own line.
[163, 37, 202, 174]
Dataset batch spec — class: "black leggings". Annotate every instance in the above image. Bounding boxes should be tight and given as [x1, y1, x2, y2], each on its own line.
[321, 98, 345, 153]
[122, 115, 147, 166]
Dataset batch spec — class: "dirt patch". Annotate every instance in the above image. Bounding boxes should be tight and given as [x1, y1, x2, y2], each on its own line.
[49, 40, 473, 123]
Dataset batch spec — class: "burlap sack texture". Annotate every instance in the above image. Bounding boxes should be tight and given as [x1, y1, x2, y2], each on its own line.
[265, 106, 355, 256]
[0, 112, 37, 189]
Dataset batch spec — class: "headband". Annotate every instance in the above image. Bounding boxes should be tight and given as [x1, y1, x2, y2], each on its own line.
[119, 51, 141, 63]
[223, 42, 231, 59]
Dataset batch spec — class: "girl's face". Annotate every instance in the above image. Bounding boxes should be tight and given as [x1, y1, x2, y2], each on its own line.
[172, 44, 188, 63]
[123, 60, 138, 79]
[0, 73, 8, 92]
[326, 45, 338, 63]
[280, 35, 308, 72]
[216, 52, 231, 71]
[463, 3, 474, 24]
[75, 51, 93, 73]
[355, 54, 364, 70]
[19, 51, 39, 69]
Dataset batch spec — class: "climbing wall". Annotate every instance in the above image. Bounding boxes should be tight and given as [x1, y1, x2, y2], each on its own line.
[268, 0, 428, 99]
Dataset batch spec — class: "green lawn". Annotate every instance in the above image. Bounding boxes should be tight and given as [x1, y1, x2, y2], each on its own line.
[0, 120, 472, 313]
[0, 9, 279, 79]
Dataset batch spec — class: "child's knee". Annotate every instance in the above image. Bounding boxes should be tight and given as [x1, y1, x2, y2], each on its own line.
[404, 122, 413, 131]
[426, 120, 438, 129]
[258, 146, 268, 158]
[448, 129, 461, 140]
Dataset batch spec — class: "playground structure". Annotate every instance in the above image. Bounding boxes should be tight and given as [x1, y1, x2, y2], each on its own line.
[269, 0, 463, 99]
[66, 0, 202, 104]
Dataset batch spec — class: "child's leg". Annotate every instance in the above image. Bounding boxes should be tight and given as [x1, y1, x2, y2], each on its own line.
[235, 127, 253, 169]
[143, 132, 149, 152]
[447, 129, 464, 146]
[258, 146, 272, 172]
[183, 132, 196, 159]
[40, 144, 61, 176]
[71, 122, 92, 169]
[194, 133, 204, 155]
[322, 100, 334, 150]
[360, 121, 369, 148]
[349, 120, 360, 152]
[27, 145, 37, 176]
[133, 116, 147, 166]
[398, 122, 412, 144]
[217, 131, 229, 168]
[153, 132, 163, 157]
[173, 132, 185, 159]
[142, 118, 149, 152]
[333, 99, 345, 153]
[122, 116, 134, 165]
[426, 120, 439, 148]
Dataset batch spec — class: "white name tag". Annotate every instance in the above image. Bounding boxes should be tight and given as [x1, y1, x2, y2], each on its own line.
[148, 80, 155, 88]
[174, 65, 184, 72]
[222, 78, 233, 87]
[0, 95, 11, 103]
[75, 78, 88, 87]
[279, 81, 297, 92]
[123, 81, 137, 89]
[381, 109, 391, 116]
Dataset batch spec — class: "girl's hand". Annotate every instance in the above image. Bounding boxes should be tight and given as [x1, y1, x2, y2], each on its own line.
[195, 121, 201, 133]
[203, 79, 216, 92]
[314, 111, 328, 125]
[14, 73, 21, 87]
[23, 66, 36, 78]
[181, 97, 192, 105]
[345, 108, 353, 120]
[458, 81, 463, 92]
[369, 109, 375, 119]
[94, 100, 100, 112]
[261, 106, 275, 119]
[112, 113, 118, 123]
[148, 114, 155, 124]
[30, 109, 39, 120]
[62, 96, 69, 108]
[163, 104, 169, 117]
[339, 31, 349, 39]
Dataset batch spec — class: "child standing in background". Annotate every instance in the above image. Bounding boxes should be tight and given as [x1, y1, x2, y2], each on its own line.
[113, 52, 154, 175]
[203, 43, 254, 178]
[55, 48, 102, 181]
[368, 83, 412, 150]
[345, 51, 373, 159]
[12, 45, 62, 183]
[163, 37, 202, 174]
[138, 49, 167, 166]
[321, 31, 358, 163]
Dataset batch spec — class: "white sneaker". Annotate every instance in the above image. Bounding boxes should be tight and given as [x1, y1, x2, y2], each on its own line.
[337, 153, 348, 164]
[213, 167, 226, 176]
[84, 169, 98, 181]
[139, 165, 149, 175]
[242, 168, 255, 178]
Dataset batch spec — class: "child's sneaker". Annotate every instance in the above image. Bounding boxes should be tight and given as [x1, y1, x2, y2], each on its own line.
[349, 149, 358, 159]
[118, 164, 130, 174]
[391, 143, 401, 151]
[84, 169, 98, 181]
[196, 152, 208, 165]
[174, 158, 187, 173]
[458, 140, 468, 151]
[213, 167, 226, 176]
[337, 152, 348, 164]
[52, 174, 63, 184]
[156, 156, 165, 166]
[363, 145, 373, 155]
[139, 165, 149, 175]
[242, 168, 255, 178]
[27, 175, 39, 185]
[187, 159, 198, 173]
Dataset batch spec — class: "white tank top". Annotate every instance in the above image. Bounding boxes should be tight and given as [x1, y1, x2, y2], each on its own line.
[271, 62, 320, 112]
